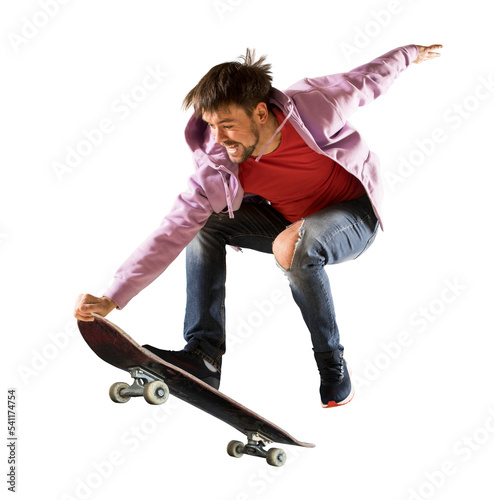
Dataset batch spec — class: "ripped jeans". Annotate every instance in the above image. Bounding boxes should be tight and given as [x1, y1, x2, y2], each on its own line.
[183, 195, 379, 364]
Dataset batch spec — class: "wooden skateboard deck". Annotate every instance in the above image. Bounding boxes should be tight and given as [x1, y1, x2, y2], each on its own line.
[77, 314, 314, 465]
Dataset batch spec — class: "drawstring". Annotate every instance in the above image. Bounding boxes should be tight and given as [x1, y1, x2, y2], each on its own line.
[218, 167, 236, 218]
[255, 100, 294, 162]
[214, 99, 294, 217]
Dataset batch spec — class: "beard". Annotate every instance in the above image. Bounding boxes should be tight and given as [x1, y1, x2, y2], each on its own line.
[223, 142, 257, 163]
[222, 121, 260, 163]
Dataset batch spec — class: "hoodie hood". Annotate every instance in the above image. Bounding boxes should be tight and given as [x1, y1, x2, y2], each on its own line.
[184, 88, 295, 160]
[183, 89, 295, 216]
[254, 90, 295, 161]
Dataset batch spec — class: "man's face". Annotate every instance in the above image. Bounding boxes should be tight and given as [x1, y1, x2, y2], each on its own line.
[202, 105, 260, 164]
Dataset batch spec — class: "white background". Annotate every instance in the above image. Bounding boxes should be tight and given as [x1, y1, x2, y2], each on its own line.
[2, 1, 493, 499]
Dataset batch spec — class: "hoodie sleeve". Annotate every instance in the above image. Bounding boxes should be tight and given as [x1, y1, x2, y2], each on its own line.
[103, 171, 213, 309]
[285, 45, 418, 139]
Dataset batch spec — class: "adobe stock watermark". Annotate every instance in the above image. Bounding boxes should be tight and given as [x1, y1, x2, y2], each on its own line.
[340, 0, 417, 62]
[7, 0, 72, 54]
[60, 400, 181, 500]
[226, 287, 287, 355]
[213, 0, 245, 20]
[353, 278, 466, 391]
[233, 447, 304, 500]
[384, 72, 494, 192]
[406, 405, 494, 500]
[17, 279, 126, 384]
[17, 320, 78, 385]
[51, 64, 168, 183]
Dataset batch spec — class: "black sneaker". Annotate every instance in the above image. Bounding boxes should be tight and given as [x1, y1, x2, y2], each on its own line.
[314, 350, 354, 408]
[142, 345, 221, 390]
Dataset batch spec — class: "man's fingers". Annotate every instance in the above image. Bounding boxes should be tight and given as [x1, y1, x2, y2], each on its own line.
[81, 303, 100, 312]
[413, 44, 443, 64]
[74, 310, 95, 321]
[76, 315, 95, 322]
[425, 48, 442, 58]
[74, 294, 116, 321]
[74, 303, 97, 320]
[74, 293, 101, 321]
[423, 52, 441, 61]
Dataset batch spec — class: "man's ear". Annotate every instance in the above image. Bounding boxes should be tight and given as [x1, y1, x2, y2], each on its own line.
[253, 102, 270, 124]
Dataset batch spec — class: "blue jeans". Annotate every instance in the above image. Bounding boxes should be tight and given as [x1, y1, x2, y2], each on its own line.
[183, 195, 379, 365]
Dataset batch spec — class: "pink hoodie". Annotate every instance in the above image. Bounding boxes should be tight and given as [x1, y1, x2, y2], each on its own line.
[104, 44, 419, 309]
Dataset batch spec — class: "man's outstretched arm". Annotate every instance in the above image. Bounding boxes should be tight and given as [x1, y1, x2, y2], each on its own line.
[286, 44, 442, 138]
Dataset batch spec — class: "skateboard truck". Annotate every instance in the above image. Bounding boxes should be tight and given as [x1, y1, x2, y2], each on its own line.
[110, 370, 289, 467]
[227, 431, 287, 467]
[109, 367, 170, 405]
[110, 372, 288, 466]
[79, 315, 314, 467]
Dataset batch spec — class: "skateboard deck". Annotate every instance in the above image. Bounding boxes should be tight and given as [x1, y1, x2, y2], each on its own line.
[77, 314, 314, 466]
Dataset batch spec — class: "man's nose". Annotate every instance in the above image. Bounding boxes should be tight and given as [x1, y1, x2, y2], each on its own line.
[214, 127, 226, 143]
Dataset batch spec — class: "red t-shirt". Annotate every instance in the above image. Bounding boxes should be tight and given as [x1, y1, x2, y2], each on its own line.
[239, 107, 366, 223]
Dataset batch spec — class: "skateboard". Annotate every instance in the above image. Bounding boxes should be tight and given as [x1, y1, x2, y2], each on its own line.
[77, 314, 314, 466]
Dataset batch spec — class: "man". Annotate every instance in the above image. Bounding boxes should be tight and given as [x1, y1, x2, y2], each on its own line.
[74, 43, 442, 407]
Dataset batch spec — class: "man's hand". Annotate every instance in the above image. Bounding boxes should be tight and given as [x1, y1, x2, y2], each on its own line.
[413, 44, 443, 64]
[74, 294, 117, 321]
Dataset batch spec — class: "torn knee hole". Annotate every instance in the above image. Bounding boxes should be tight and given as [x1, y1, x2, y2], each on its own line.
[273, 221, 304, 270]
[274, 245, 296, 270]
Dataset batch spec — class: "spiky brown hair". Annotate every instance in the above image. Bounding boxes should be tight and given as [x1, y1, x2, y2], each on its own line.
[183, 49, 273, 117]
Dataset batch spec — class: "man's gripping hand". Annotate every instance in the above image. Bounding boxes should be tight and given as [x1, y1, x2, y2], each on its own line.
[413, 44, 443, 64]
[74, 294, 117, 321]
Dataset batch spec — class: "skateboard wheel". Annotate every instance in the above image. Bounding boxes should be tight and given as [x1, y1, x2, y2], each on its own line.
[266, 448, 287, 467]
[227, 440, 245, 458]
[109, 382, 131, 403]
[143, 381, 169, 405]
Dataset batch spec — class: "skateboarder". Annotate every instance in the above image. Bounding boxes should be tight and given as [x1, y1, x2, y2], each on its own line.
[74, 43, 442, 407]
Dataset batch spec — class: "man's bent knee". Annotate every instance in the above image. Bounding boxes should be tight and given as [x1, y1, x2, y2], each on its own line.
[273, 220, 303, 270]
